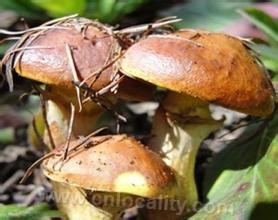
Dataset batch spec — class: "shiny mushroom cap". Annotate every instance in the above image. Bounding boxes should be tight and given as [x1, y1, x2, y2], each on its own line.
[13, 17, 154, 101]
[42, 135, 177, 198]
[15, 17, 118, 91]
[120, 29, 275, 117]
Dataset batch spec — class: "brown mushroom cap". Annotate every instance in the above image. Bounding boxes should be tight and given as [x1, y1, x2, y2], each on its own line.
[14, 17, 154, 100]
[15, 18, 118, 91]
[120, 29, 275, 116]
[42, 135, 177, 198]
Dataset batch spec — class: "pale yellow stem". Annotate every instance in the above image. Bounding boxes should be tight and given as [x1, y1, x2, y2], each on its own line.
[147, 92, 222, 217]
[45, 99, 102, 144]
[33, 87, 118, 220]
[52, 182, 123, 220]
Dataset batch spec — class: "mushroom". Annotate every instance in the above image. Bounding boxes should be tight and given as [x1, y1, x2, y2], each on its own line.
[120, 29, 275, 211]
[2, 17, 154, 220]
[42, 134, 177, 220]
[3, 17, 154, 148]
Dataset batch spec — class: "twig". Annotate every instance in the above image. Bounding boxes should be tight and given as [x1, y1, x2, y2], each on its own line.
[20, 153, 55, 184]
[2, 43, 16, 91]
[76, 81, 127, 123]
[0, 37, 21, 44]
[0, 26, 70, 36]
[155, 16, 179, 23]
[40, 14, 78, 26]
[20, 127, 108, 184]
[95, 75, 124, 96]
[65, 43, 83, 112]
[115, 18, 182, 34]
[63, 103, 75, 160]
[87, 95, 126, 123]
[1, 15, 77, 91]
[140, 17, 178, 38]
[149, 34, 204, 47]
[2, 30, 50, 91]
[79, 52, 122, 88]
[12, 28, 54, 70]
[40, 94, 56, 150]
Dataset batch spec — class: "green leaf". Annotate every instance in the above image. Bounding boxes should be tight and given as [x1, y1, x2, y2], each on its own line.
[0, 0, 147, 23]
[30, 0, 86, 17]
[0, 0, 45, 19]
[191, 112, 278, 219]
[240, 8, 278, 46]
[0, 127, 15, 143]
[112, 0, 146, 17]
[251, 44, 278, 78]
[0, 203, 64, 220]
[272, 75, 278, 82]
[0, 41, 15, 56]
[97, 0, 116, 15]
[161, 0, 253, 31]
[89, 0, 147, 23]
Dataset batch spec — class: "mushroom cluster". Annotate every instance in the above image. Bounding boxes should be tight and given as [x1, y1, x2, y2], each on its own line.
[120, 29, 275, 218]
[2, 16, 275, 220]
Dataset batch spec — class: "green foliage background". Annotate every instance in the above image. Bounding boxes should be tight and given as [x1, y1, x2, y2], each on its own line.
[0, 0, 148, 23]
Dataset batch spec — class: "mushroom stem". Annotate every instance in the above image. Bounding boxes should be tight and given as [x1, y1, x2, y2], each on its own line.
[29, 85, 104, 148]
[148, 93, 222, 211]
[31, 88, 110, 220]
[42, 100, 117, 220]
[52, 182, 123, 220]
[44, 99, 103, 144]
[45, 87, 104, 136]
[29, 85, 106, 149]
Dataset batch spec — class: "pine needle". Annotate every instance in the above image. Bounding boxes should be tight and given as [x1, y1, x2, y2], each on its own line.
[63, 103, 75, 160]
[19, 127, 108, 184]
[65, 43, 83, 112]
